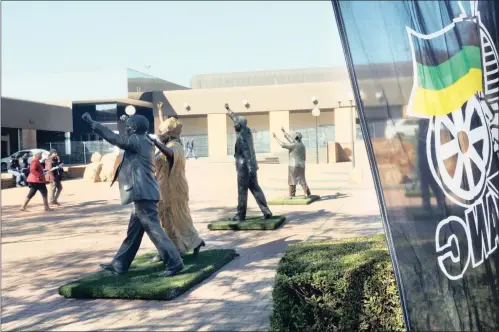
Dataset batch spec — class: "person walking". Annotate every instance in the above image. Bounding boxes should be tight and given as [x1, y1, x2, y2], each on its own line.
[185, 139, 198, 159]
[184, 139, 191, 155]
[20, 151, 53, 212]
[45, 149, 64, 205]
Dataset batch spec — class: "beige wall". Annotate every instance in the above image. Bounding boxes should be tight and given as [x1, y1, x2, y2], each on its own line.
[1, 97, 73, 132]
[334, 107, 356, 145]
[225, 113, 269, 133]
[207, 114, 227, 157]
[154, 77, 413, 119]
[158, 81, 352, 117]
[21, 129, 37, 149]
[290, 109, 334, 129]
[179, 116, 208, 136]
[269, 111, 290, 154]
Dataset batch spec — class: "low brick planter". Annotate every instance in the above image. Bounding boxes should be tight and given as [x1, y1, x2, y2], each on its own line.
[1, 165, 86, 190]
[1, 177, 16, 189]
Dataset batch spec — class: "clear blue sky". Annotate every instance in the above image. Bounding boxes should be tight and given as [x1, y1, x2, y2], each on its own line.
[1, 1, 345, 101]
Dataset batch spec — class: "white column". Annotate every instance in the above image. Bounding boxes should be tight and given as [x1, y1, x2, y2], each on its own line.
[65, 132, 71, 155]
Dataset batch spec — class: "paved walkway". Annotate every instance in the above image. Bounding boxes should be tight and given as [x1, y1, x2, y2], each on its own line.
[1, 161, 382, 331]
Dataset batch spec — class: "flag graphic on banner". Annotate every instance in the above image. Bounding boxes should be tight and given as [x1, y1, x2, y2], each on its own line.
[332, 0, 499, 330]
[407, 20, 483, 117]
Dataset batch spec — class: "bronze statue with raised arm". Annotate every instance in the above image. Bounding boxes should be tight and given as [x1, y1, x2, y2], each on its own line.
[225, 103, 272, 221]
[82, 112, 184, 277]
[273, 129, 311, 199]
[146, 117, 205, 262]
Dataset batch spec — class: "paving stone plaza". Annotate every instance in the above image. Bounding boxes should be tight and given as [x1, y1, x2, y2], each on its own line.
[1, 161, 382, 331]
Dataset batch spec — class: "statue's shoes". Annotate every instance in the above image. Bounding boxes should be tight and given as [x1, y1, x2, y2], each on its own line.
[262, 213, 273, 220]
[193, 241, 206, 255]
[100, 263, 124, 275]
[158, 262, 184, 277]
[284, 196, 293, 200]
[230, 215, 244, 222]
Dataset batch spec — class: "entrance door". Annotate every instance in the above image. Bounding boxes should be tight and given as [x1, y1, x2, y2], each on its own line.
[1, 135, 10, 158]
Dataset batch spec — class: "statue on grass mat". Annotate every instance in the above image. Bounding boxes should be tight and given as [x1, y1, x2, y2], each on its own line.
[225, 103, 272, 221]
[82, 112, 183, 277]
[273, 128, 311, 199]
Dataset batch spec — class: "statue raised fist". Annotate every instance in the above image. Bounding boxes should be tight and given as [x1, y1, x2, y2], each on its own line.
[224, 103, 230, 110]
[82, 112, 93, 124]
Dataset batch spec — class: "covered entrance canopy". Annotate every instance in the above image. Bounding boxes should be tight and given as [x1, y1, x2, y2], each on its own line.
[71, 98, 154, 140]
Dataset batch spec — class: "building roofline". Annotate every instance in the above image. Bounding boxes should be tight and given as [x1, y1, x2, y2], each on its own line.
[72, 98, 153, 108]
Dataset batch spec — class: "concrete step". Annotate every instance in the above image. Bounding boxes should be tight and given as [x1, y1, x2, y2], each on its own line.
[257, 157, 280, 164]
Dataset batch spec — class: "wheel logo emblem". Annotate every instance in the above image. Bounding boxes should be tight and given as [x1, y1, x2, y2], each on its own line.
[405, 0, 498, 208]
[427, 96, 492, 207]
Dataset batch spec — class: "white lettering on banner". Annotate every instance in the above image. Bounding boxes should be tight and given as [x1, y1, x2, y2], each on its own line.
[404, 1, 499, 281]
[436, 176, 499, 279]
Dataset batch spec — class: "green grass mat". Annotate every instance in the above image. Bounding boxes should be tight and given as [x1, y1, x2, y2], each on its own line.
[58, 249, 238, 300]
[268, 195, 320, 205]
[208, 215, 286, 231]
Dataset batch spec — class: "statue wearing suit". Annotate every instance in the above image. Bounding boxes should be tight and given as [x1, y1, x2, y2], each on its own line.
[82, 112, 184, 277]
[225, 104, 272, 221]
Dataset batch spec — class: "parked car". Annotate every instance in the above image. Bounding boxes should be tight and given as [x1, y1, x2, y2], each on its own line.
[384, 118, 420, 139]
[1, 149, 50, 172]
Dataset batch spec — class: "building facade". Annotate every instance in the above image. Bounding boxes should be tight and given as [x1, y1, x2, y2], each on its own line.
[2, 64, 413, 164]
[147, 65, 412, 162]
[1, 97, 73, 158]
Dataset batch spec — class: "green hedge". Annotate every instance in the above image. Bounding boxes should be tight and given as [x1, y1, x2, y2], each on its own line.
[269, 234, 405, 332]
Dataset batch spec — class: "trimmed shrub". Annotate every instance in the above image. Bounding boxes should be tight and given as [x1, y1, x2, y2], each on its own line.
[269, 234, 404, 332]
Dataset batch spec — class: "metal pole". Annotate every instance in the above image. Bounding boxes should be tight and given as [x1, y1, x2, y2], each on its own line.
[350, 101, 356, 168]
[315, 116, 319, 164]
[83, 141, 87, 164]
[49, 142, 52, 151]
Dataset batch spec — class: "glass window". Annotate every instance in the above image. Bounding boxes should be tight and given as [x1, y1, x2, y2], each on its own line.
[180, 135, 208, 157]
[291, 125, 335, 149]
[227, 130, 270, 155]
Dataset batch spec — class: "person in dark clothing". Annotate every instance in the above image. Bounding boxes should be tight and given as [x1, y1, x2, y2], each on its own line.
[225, 103, 272, 221]
[20, 151, 53, 212]
[45, 149, 64, 205]
[8, 156, 27, 187]
[417, 121, 446, 210]
[20, 154, 30, 178]
[82, 112, 184, 277]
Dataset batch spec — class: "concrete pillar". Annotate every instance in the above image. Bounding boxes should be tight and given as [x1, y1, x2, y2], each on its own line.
[334, 107, 355, 161]
[65, 132, 71, 155]
[207, 114, 227, 157]
[21, 129, 37, 149]
[334, 107, 354, 144]
[269, 110, 290, 154]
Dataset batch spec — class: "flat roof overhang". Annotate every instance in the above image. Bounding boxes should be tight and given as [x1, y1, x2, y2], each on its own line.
[72, 98, 153, 108]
